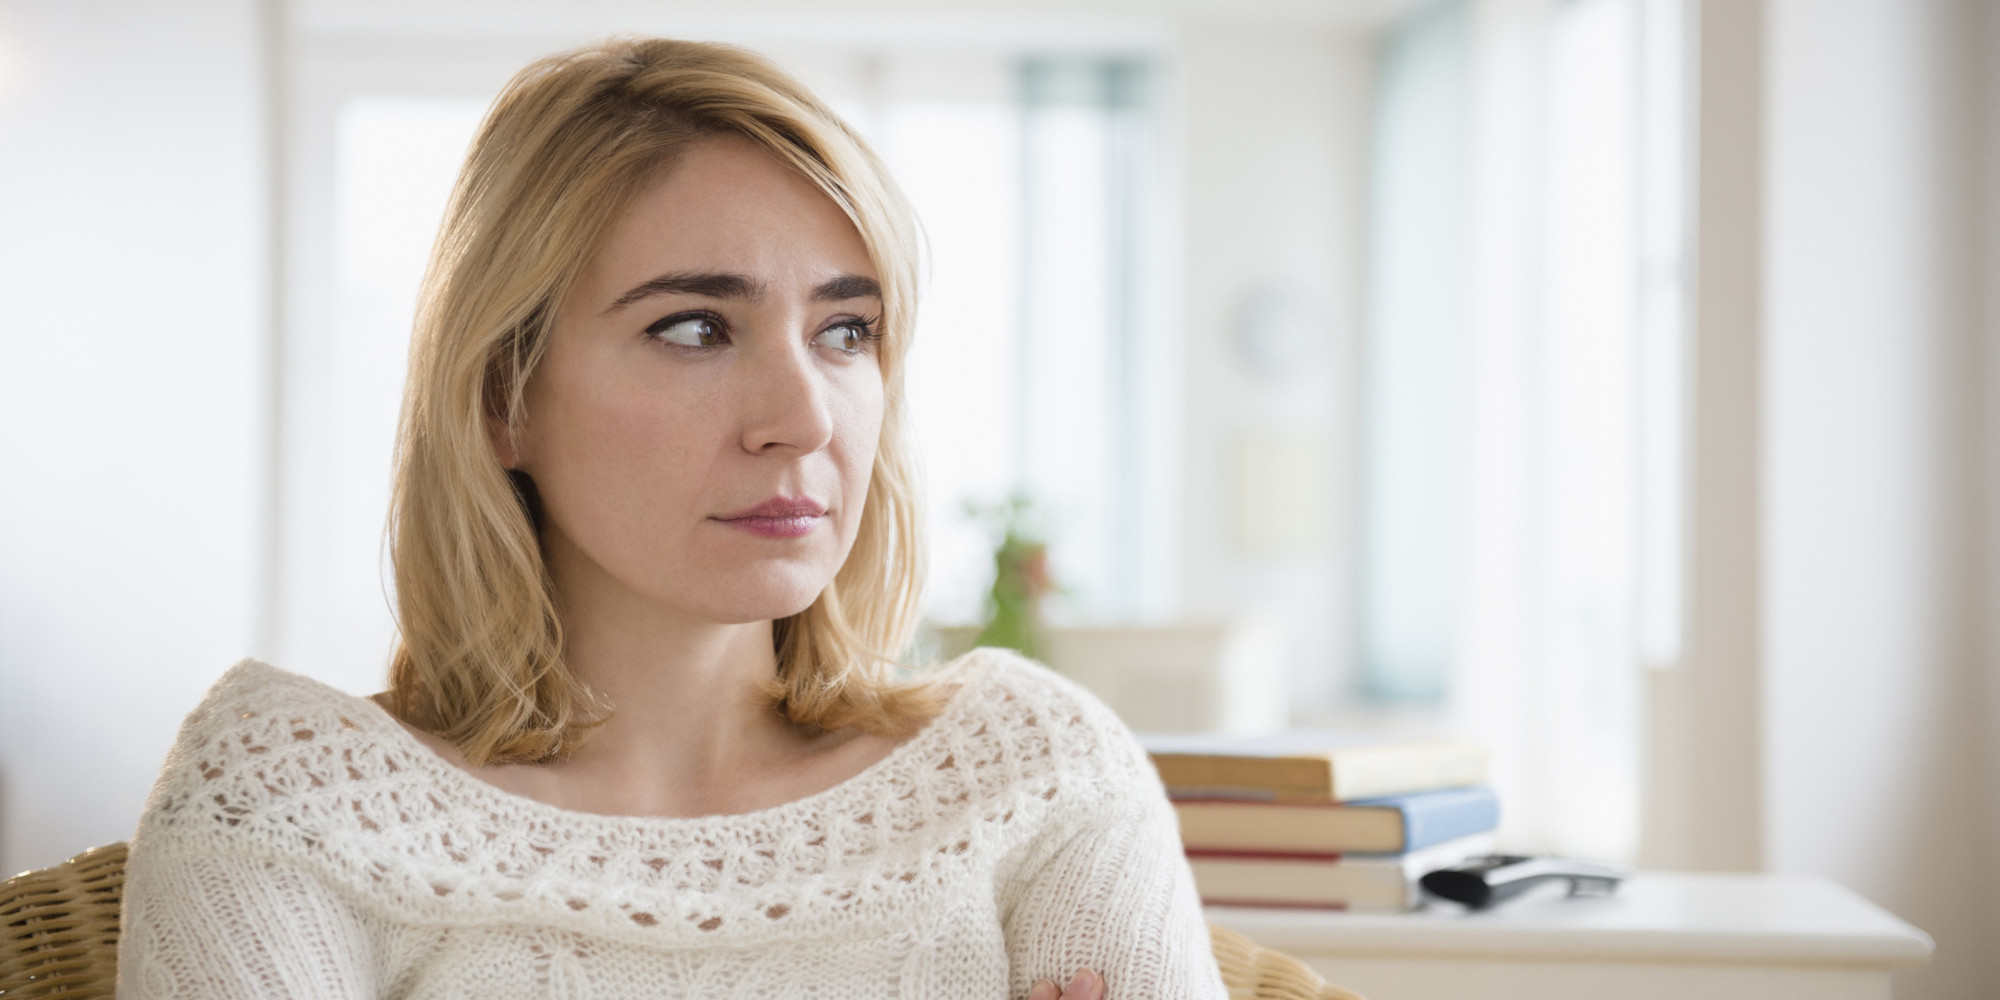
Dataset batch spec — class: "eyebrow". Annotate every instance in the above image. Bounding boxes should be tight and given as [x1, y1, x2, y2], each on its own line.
[604, 271, 882, 313]
[811, 274, 882, 303]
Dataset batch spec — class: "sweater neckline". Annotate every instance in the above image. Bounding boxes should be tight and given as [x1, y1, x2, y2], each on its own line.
[258, 651, 997, 835]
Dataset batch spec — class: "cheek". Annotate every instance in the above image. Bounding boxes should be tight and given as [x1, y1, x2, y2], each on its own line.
[831, 370, 887, 523]
[835, 369, 886, 463]
[524, 360, 717, 529]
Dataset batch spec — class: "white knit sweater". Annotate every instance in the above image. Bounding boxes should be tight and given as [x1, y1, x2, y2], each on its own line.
[118, 649, 1227, 999]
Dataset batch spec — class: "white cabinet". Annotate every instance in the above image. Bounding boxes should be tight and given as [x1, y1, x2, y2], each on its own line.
[929, 623, 1289, 734]
[1207, 872, 1933, 1000]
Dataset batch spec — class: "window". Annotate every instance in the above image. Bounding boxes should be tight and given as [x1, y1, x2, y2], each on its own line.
[1360, 0, 1688, 859]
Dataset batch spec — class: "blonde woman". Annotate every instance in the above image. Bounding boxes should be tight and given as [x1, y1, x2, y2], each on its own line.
[118, 36, 1225, 1000]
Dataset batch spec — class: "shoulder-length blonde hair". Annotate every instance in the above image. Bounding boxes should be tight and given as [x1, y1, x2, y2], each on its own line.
[385, 36, 937, 766]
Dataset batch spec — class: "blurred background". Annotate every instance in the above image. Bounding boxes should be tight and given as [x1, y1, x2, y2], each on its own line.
[0, 0, 1993, 995]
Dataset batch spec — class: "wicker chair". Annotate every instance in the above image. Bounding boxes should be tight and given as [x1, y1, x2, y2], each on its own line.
[1206, 922, 1362, 1000]
[2, 842, 1361, 999]
[1, 843, 126, 998]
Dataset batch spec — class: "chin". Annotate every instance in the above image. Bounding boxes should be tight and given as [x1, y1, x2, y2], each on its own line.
[684, 567, 833, 625]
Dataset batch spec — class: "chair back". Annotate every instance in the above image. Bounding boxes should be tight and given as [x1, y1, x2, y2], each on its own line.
[1, 842, 126, 999]
[1208, 921, 1365, 1000]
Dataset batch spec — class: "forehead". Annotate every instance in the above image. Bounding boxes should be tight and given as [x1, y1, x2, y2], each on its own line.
[576, 134, 877, 305]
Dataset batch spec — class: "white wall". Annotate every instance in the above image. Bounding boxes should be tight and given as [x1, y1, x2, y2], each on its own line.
[1171, 20, 1370, 720]
[1762, 0, 1998, 996]
[0, 0, 269, 875]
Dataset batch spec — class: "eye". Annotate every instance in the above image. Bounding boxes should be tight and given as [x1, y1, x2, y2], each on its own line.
[646, 313, 727, 348]
[813, 318, 880, 356]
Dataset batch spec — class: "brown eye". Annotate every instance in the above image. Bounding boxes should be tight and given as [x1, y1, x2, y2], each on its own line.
[647, 314, 726, 348]
[813, 320, 877, 355]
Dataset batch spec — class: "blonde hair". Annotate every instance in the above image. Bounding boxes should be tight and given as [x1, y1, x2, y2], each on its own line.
[386, 37, 938, 765]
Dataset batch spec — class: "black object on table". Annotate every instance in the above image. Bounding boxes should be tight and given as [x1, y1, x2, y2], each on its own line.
[1421, 855, 1632, 910]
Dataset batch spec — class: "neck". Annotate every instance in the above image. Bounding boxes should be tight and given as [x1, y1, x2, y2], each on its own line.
[545, 548, 811, 792]
[568, 614, 794, 763]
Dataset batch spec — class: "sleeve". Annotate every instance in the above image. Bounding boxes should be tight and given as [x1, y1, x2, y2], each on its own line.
[999, 769, 1228, 1000]
[117, 848, 379, 1000]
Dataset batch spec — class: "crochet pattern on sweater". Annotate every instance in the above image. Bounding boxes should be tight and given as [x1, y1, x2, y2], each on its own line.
[118, 648, 1227, 999]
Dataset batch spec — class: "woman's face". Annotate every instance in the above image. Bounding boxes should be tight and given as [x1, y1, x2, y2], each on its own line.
[510, 134, 886, 627]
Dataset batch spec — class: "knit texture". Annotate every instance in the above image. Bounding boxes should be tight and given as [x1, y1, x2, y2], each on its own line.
[118, 648, 1228, 999]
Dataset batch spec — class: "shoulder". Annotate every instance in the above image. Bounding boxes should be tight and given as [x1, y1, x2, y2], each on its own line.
[132, 659, 410, 859]
[155, 658, 389, 771]
[933, 648, 1162, 805]
[167, 658, 382, 742]
[939, 651, 1184, 902]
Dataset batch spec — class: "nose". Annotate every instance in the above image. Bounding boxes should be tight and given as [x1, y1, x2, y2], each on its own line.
[736, 334, 835, 456]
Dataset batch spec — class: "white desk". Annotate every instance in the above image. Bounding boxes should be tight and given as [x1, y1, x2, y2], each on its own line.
[1206, 872, 1933, 1000]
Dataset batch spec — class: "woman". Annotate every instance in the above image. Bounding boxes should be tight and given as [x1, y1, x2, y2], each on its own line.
[118, 37, 1224, 1000]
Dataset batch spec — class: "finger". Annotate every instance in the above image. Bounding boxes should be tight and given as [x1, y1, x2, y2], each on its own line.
[1028, 979, 1059, 1000]
[1063, 969, 1103, 1000]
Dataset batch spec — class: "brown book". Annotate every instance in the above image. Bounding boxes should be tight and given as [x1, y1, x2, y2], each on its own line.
[1142, 733, 1488, 802]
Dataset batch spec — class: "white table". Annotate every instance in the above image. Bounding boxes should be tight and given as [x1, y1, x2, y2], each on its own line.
[1205, 872, 1934, 1000]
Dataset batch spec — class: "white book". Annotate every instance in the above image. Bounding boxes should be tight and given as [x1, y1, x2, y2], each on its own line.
[1187, 834, 1495, 911]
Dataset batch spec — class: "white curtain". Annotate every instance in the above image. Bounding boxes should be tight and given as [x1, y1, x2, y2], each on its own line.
[1445, 0, 1678, 862]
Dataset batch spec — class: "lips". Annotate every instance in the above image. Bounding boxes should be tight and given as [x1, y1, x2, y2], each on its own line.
[716, 497, 827, 520]
[712, 496, 826, 538]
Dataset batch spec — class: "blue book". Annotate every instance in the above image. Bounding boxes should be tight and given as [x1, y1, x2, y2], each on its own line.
[1173, 786, 1500, 855]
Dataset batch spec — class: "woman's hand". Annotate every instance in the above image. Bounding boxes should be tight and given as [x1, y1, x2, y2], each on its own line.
[1026, 968, 1104, 1000]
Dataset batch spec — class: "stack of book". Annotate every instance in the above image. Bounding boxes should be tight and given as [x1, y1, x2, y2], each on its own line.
[1144, 733, 1498, 911]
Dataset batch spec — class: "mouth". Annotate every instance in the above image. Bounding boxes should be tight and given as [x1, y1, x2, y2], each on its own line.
[712, 496, 827, 539]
